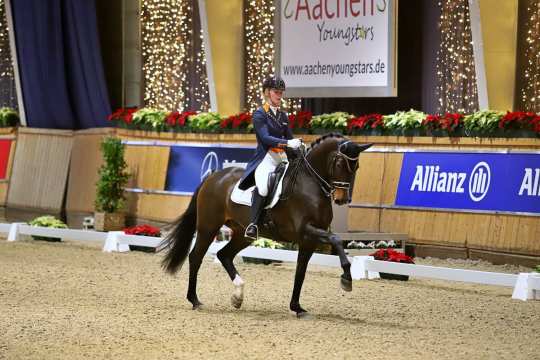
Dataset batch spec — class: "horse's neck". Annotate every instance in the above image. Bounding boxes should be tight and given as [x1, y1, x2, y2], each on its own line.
[306, 143, 335, 180]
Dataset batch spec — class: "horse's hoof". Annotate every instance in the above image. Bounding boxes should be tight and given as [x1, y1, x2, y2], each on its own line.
[231, 294, 243, 309]
[340, 277, 352, 292]
[192, 303, 204, 310]
[296, 311, 313, 320]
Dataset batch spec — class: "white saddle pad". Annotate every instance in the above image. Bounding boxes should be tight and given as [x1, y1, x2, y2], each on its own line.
[230, 162, 289, 209]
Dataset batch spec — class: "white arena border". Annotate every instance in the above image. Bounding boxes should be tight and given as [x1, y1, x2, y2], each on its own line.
[2, 222, 539, 301]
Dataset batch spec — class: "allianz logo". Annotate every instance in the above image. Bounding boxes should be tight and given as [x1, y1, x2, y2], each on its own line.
[519, 168, 540, 196]
[409, 162, 491, 202]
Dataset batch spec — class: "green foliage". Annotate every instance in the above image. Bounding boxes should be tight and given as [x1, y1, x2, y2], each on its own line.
[383, 109, 426, 129]
[310, 112, 352, 129]
[132, 108, 168, 131]
[189, 112, 223, 131]
[252, 237, 284, 249]
[535, 265, 540, 273]
[28, 215, 67, 229]
[0, 107, 19, 127]
[95, 137, 130, 213]
[463, 110, 505, 133]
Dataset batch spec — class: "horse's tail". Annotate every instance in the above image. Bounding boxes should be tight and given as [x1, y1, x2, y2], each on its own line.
[160, 184, 202, 275]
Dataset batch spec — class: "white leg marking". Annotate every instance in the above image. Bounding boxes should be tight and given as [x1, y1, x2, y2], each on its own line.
[231, 274, 245, 309]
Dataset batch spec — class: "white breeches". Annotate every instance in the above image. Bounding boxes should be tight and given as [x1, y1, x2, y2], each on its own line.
[254, 151, 288, 196]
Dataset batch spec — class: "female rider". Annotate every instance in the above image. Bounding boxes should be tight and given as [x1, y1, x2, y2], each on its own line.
[239, 76, 302, 240]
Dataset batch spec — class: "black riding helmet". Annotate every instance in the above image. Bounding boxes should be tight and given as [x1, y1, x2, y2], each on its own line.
[262, 76, 286, 92]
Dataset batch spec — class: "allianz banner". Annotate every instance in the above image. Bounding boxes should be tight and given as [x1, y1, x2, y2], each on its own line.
[395, 152, 540, 214]
[165, 144, 255, 193]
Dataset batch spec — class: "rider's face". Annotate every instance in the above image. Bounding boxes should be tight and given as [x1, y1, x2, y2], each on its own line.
[268, 89, 283, 107]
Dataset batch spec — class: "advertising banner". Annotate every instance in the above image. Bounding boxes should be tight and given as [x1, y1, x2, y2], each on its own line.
[0, 139, 11, 179]
[165, 144, 255, 193]
[395, 152, 540, 214]
[277, 0, 396, 97]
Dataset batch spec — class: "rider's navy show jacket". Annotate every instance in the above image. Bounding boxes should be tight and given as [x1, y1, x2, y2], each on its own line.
[238, 104, 293, 189]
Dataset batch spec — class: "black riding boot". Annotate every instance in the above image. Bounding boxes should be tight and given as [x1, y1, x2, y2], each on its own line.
[244, 188, 266, 240]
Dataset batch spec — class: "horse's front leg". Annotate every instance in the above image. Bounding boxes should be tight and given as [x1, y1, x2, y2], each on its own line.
[304, 224, 352, 292]
[290, 248, 314, 317]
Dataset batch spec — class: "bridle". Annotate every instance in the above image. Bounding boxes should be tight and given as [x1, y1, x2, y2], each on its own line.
[328, 141, 359, 192]
[295, 140, 359, 198]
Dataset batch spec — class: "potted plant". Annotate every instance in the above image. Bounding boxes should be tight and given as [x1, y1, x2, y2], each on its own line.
[383, 109, 427, 136]
[348, 113, 385, 136]
[132, 108, 168, 132]
[310, 112, 352, 134]
[28, 215, 67, 242]
[370, 248, 415, 281]
[0, 107, 19, 127]
[243, 237, 284, 265]
[189, 112, 222, 133]
[220, 112, 252, 133]
[165, 111, 196, 132]
[94, 137, 130, 231]
[463, 110, 504, 137]
[288, 111, 312, 134]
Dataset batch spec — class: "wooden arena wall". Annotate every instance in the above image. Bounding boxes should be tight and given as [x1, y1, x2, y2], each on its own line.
[349, 135, 540, 265]
[1, 127, 539, 264]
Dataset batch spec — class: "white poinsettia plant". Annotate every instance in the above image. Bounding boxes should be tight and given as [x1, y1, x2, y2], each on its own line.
[383, 109, 427, 130]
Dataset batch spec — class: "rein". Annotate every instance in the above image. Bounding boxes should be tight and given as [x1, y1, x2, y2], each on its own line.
[282, 141, 359, 199]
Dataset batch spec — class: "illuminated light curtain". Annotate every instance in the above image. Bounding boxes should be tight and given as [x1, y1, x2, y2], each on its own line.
[243, 0, 300, 113]
[517, 0, 540, 112]
[0, 0, 17, 109]
[141, 0, 209, 112]
[436, 0, 479, 113]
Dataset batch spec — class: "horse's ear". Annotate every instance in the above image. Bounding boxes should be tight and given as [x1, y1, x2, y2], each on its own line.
[349, 143, 372, 157]
[357, 143, 373, 153]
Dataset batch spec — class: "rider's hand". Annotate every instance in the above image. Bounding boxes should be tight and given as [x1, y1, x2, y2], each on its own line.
[287, 138, 302, 149]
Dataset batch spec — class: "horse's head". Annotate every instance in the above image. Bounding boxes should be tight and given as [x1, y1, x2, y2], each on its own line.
[330, 139, 372, 205]
[308, 134, 372, 205]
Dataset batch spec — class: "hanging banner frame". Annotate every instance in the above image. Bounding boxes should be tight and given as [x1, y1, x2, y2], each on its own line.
[274, 0, 398, 98]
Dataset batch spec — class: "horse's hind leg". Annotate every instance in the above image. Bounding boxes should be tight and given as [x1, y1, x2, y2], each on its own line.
[187, 227, 220, 309]
[216, 228, 251, 309]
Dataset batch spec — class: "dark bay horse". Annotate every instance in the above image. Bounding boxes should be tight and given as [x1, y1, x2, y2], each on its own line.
[160, 133, 372, 317]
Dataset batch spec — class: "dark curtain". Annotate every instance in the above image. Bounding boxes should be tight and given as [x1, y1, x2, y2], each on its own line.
[10, 0, 110, 129]
[302, 0, 439, 115]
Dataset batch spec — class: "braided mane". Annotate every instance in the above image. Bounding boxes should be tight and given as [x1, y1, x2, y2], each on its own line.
[308, 132, 346, 154]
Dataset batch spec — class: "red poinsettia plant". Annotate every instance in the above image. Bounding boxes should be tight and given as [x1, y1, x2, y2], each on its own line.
[123, 224, 161, 237]
[166, 110, 196, 129]
[108, 107, 138, 126]
[220, 112, 252, 130]
[288, 111, 312, 129]
[498, 111, 539, 131]
[348, 113, 384, 132]
[370, 248, 414, 264]
[422, 113, 464, 133]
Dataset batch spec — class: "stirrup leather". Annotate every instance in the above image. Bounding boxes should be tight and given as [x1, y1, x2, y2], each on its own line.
[244, 223, 259, 240]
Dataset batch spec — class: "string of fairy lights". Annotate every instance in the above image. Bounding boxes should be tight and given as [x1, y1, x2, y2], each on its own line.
[141, 0, 209, 111]
[436, 0, 479, 114]
[244, 0, 300, 113]
[0, 0, 17, 109]
[520, 0, 540, 112]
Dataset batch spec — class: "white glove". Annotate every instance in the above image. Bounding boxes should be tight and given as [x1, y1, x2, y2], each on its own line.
[287, 138, 302, 149]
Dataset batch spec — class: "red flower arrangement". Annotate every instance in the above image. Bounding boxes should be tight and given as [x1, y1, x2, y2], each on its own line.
[499, 111, 539, 131]
[288, 111, 312, 129]
[123, 224, 161, 237]
[370, 248, 414, 281]
[370, 248, 414, 264]
[166, 111, 196, 129]
[220, 112, 252, 130]
[108, 108, 138, 126]
[422, 113, 464, 133]
[348, 113, 384, 132]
